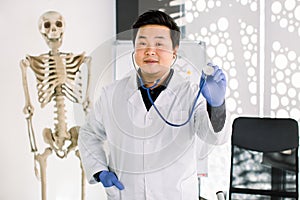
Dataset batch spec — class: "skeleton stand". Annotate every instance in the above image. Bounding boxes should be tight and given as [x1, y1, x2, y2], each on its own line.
[20, 11, 91, 200]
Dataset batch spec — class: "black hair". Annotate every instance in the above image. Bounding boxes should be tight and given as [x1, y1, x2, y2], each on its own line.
[132, 10, 180, 48]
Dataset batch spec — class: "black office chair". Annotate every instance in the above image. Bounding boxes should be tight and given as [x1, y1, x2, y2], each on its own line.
[228, 117, 299, 200]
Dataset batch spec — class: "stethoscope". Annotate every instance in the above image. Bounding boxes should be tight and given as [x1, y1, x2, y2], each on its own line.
[131, 52, 207, 127]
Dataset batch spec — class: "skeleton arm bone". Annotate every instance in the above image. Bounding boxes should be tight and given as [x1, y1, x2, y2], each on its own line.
[20, 57, 38, 152]
[82, 56, 92, 114]
[21, 58, 35, 115]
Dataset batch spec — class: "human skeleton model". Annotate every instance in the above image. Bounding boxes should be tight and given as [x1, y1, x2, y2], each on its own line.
[20, 11, 91, 200]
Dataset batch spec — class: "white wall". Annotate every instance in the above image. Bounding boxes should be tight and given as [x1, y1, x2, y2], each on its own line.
[0, 0, 114, 199]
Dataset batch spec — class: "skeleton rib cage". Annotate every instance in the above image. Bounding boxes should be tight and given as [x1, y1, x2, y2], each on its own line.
[27, 52, 86, 108]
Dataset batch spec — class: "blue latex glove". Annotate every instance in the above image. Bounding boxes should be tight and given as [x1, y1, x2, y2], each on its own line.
[99, 170, 124, 190]
[201, 63, 226, 107]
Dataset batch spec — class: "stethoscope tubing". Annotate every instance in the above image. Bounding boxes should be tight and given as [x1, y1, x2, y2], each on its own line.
[132, 51, 206, 127]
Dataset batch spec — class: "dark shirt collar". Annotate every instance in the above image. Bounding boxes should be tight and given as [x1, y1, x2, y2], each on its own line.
[136, 68, 174, 89]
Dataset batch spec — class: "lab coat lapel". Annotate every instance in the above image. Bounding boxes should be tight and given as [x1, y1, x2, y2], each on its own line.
[149, 72, 185, 116]
[126, 72, 148, 125]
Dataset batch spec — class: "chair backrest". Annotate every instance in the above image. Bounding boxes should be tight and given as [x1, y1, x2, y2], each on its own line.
[229, 117, 299, 200]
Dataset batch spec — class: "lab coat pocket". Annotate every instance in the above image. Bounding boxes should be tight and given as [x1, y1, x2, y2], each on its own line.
[105, 187, 120, 200]
[180, 171, 198, 200]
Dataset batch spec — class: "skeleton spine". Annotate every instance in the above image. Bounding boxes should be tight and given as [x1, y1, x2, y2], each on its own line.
[54, 95, 68, 139]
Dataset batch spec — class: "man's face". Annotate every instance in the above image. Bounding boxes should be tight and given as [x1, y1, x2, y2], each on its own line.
[134, 25, 177, 80]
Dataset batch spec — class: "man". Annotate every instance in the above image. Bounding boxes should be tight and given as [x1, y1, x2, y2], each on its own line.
[78, 10, 230, 200]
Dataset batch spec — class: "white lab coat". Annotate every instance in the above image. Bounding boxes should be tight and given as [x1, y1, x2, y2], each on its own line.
[78, 70, 231, 200]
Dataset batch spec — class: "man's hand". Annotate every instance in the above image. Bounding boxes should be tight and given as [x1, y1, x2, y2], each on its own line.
[99, 170, 124, 190]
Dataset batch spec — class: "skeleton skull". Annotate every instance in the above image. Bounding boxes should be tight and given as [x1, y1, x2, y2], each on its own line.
[38, 11, 65, 51]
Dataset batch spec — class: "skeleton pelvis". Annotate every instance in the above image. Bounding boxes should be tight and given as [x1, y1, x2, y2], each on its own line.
[43, 126, 79, 158]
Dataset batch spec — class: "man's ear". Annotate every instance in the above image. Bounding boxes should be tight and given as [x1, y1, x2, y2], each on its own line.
[173, 45, 179, 58]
